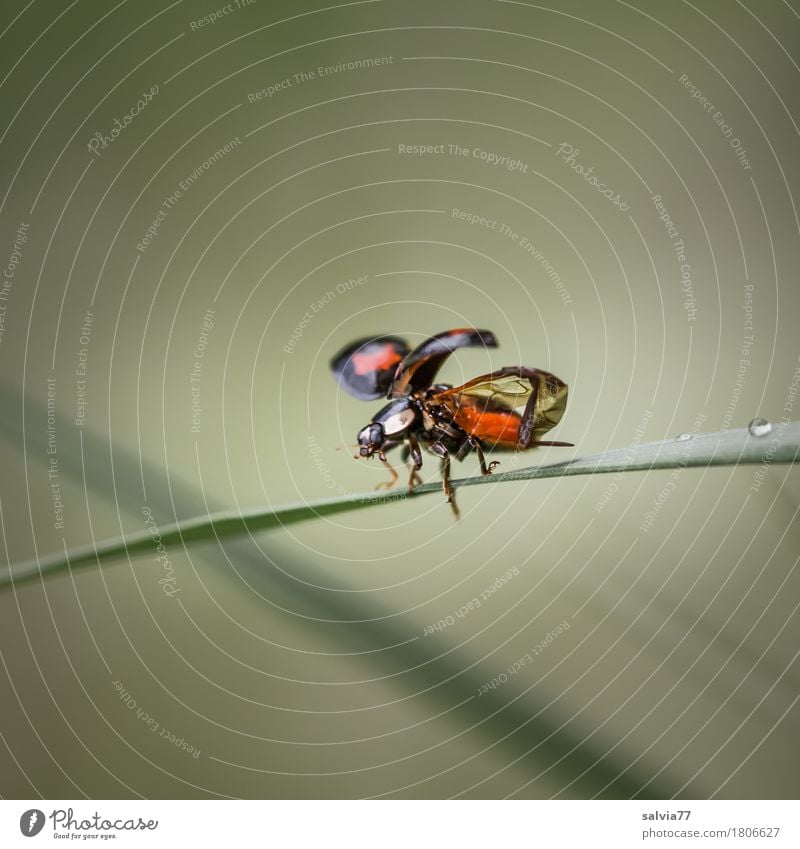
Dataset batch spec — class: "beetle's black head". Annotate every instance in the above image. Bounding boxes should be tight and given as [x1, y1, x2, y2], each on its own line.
[356, 398, 418, 458]
[357, 423, 384, 457]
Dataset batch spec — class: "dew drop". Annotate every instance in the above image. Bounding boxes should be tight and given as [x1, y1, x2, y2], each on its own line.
[748, 417, 772, 437]
[675, 432, 693, 441]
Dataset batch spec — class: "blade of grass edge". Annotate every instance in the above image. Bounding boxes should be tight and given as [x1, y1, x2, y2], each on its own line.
[4, 421, 798, 589]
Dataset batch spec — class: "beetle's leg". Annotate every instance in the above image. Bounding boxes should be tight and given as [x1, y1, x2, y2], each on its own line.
[375, 451, 399, 490]
[428, 442, 459, 518]
[430, 441, 459, 516]
[440, 454, 460, 518]
[400, 444, 422, 488]
[405, 435, 424, 489]
[469, 437, 500, 476]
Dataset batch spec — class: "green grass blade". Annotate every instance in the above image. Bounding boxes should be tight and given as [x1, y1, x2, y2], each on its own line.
[4, 420, 797, 589]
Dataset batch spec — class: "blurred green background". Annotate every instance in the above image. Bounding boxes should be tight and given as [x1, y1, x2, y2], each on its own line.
[1, 0, 799, 798]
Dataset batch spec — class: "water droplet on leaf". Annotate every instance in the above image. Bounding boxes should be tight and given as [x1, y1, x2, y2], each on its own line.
[748, 417, 772, 437]
[675, 433, 693, 441]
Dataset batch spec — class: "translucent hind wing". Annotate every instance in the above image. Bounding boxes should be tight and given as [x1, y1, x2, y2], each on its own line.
[435, 366, 568, 448]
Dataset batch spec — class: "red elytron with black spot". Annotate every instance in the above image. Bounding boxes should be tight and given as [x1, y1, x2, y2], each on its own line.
[331, 328, 572, 517]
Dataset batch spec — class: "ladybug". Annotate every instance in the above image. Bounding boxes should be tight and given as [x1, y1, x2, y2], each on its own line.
[331, 328, 571, 516]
